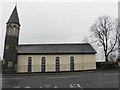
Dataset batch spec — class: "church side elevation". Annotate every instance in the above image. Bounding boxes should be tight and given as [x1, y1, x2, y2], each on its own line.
[2, 6, 97, 74]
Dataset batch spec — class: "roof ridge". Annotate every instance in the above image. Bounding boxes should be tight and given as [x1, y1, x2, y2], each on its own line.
[18, 43, 97, 54]
[18, 43, 90, 46]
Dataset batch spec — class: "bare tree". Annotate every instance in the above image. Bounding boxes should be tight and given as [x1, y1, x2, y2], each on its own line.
[118, 20, 120, 60]
[90, 16, 119, 62]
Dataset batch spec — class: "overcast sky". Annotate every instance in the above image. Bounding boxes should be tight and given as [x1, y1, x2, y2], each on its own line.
[0, 0, 118, 60]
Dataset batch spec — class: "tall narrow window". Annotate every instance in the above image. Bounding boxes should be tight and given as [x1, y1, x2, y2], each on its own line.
[28, 57, 32, 72]
[70, 56, 74, 71]
[56, 57, 60, 72]
[41, 57, 46, 72]
[8, 29, 11, 35]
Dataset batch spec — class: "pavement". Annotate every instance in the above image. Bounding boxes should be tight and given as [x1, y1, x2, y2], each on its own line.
[2, 69, 119, 89]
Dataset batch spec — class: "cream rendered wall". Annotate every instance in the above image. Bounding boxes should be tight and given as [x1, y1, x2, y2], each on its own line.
[17, 54, 96, 72]
[17, 55, 28, 72]
[83, 54, 96, 70]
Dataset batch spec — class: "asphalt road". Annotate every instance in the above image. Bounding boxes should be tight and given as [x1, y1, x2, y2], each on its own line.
[2, 69, 119, 89]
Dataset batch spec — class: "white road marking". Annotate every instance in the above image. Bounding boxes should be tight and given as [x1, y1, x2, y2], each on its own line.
[77, 84, 82, 88]
[54, 86, 58, 88]
[69, 84, 74, 88]
[69, 83, 82, 89]
[25, 86, 30, 88]
[44, 85, 51, 88]
[39, 85, 57, 88]
[104, 73, 118, 76]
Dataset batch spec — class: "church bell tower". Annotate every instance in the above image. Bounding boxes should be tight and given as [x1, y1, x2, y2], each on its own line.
[2, 6, 20, 73]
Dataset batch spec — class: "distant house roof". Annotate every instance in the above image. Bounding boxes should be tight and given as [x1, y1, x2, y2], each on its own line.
[18, 43, 97, 54]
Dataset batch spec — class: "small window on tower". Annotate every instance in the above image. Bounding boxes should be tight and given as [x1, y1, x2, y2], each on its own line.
[3, 59, 5, 64]
[8, 61, 12, 68]
[13, 26, 16, 36]
[13, 29, 16, 36]
[6, 45, 9, 49]
[8, 29, 11, 35]
[7, 25, 11, 28]
[15, 46, 18, 50]
[14, 26, 16, 28]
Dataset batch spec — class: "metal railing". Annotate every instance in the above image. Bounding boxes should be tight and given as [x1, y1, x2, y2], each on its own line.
[17, 62, 96, 72]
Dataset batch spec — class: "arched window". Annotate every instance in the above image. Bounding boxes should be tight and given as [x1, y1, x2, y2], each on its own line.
[70, 56, 74, 71]
[41, 57, 46, 72]
[28, 57, 32, 72]
[56, 57, 60, 72]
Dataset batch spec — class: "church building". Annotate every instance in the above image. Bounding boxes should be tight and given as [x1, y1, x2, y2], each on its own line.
[2, 6, 97, 73]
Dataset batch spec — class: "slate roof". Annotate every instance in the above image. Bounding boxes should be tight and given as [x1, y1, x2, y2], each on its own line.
[18, 43, 97, 54]
[7, 6, 20, 26]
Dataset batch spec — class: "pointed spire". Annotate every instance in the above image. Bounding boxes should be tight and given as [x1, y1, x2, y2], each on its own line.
[15, 2, 17, 7]
[7, 5, 20, 26]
